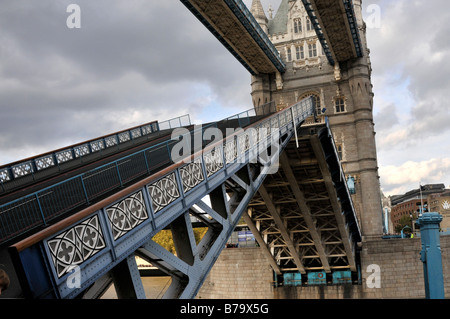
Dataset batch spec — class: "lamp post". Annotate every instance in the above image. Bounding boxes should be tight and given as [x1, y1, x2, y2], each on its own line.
[410, 212, 416, 236]
[416, 212, 445, 299]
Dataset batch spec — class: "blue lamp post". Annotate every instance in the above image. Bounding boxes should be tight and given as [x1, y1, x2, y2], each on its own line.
[416, 212, 445, 299]
[347, 175, 355, 194]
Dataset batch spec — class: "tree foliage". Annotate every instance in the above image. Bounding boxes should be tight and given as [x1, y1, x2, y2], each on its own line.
[152, 227, 208, 255]
[394, 215, 412, 234]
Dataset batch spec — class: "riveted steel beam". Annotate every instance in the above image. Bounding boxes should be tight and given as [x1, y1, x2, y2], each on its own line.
[258, 185, 306, 274]
[243, 208, 281, 274]
[310, 135, 357, 271]
[279, 152, 331, 273]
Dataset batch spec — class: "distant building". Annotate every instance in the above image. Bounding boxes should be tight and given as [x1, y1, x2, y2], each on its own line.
[391, 184, 445, 206]
[428, 190, 450, 231]
[391, 198, 424, 229]
[390, 184, 447, 232]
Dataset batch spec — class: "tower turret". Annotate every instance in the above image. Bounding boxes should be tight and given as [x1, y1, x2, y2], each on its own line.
[251, 0, 268, 33]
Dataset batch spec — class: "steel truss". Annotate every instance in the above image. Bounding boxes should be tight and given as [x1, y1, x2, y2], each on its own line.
[245, 121, 361, 279]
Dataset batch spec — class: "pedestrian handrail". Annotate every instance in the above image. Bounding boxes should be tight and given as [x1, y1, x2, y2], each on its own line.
[0, 100, 292, 245]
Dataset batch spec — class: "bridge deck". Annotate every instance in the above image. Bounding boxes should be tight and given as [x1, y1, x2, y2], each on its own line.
[7, 99, 319, 299]
[301, 0, 363, 65]
[0, 108, 273, 247]
[181, 0, 285, 75]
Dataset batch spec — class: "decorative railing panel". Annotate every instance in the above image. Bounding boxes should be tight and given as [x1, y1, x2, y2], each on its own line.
[10, 97, 315, 299]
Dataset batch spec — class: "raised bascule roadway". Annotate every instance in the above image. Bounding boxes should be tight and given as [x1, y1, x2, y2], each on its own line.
[1, 0, 369, 299]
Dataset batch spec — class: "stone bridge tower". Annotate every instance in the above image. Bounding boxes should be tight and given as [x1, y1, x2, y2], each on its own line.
[250, 0, 383, 240]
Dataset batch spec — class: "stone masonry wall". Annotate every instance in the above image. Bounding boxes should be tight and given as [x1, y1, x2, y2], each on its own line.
[197, 248, 274, 299]
[197, 236, 450, 299]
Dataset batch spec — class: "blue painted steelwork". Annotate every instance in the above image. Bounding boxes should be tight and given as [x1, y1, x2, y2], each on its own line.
[0, 108, 266, 245]
[283, 270, 352, 286]
[320, 118, 361, 243]
[416, 212, 445, 299]
[307, 271, 327, 285]
[0, 120, 159, 186]
[9, 98, 315, 299]
[180, 0, 285, 75]
[342, 0, 363, 58]
[332, 270, 352, 285]
[0, 115, 191, 185]
[283, 272, 302, 286]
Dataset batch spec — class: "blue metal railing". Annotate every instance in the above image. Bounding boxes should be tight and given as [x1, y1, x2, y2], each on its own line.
[0, 103, 277, 244]
[0, 115, 192, 191]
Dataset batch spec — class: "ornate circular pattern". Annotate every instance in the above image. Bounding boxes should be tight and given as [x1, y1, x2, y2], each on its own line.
[47, 215, 106, 278]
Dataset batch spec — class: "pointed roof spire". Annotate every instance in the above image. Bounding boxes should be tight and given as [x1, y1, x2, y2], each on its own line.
[268, 0, 289, 35]
[251, 0, 268, 22]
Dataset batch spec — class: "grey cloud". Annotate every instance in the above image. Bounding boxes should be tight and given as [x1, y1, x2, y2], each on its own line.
[0, 1, 253, 164]
[366, 0, 450, 141]
[374, 103, 399, 131]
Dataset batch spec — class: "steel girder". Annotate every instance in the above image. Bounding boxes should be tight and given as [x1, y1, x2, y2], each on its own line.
[301, 0, 363, 65]
[9, 98, 314, 299]
[246, 120, 361, 277]
[180, 0, 285, 75]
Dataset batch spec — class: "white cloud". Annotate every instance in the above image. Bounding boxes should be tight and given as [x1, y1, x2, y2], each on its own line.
[379, 158, 450, 195]
[366, 0, 450, 194]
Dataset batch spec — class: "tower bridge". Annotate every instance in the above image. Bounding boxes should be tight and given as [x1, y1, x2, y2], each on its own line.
[0, 0, 385, 299]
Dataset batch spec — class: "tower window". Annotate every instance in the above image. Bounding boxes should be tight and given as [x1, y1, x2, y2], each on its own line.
[306, 17, 313, 31]
[337, 144, 343, 160]
[294, 19, 302, 33]
[308, 43, 317, 57]
[335, 97, 345, 113]
[287, 47, 292, 61]
[296, 45, 304, 60]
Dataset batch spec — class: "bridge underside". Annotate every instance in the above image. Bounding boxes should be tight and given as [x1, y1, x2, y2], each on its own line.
[302, 0, 363, 65]
[245, 124, 361, 276]
[181, 0, 285, 75]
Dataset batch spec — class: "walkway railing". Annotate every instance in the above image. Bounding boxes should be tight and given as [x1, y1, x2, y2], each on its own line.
[0, 102, 277, 245]
[0, 114, 193, 193]
[9, 97, 314, 299]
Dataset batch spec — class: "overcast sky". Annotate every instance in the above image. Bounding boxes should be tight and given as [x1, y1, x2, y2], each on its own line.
[0, 0, 449, 196]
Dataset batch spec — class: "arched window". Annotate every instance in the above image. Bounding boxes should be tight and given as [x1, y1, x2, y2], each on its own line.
[296, 45, 304, 60]
[306, 17, 313, 31]
[294, 19, 302, 33]
[299, 92, 321, 114]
